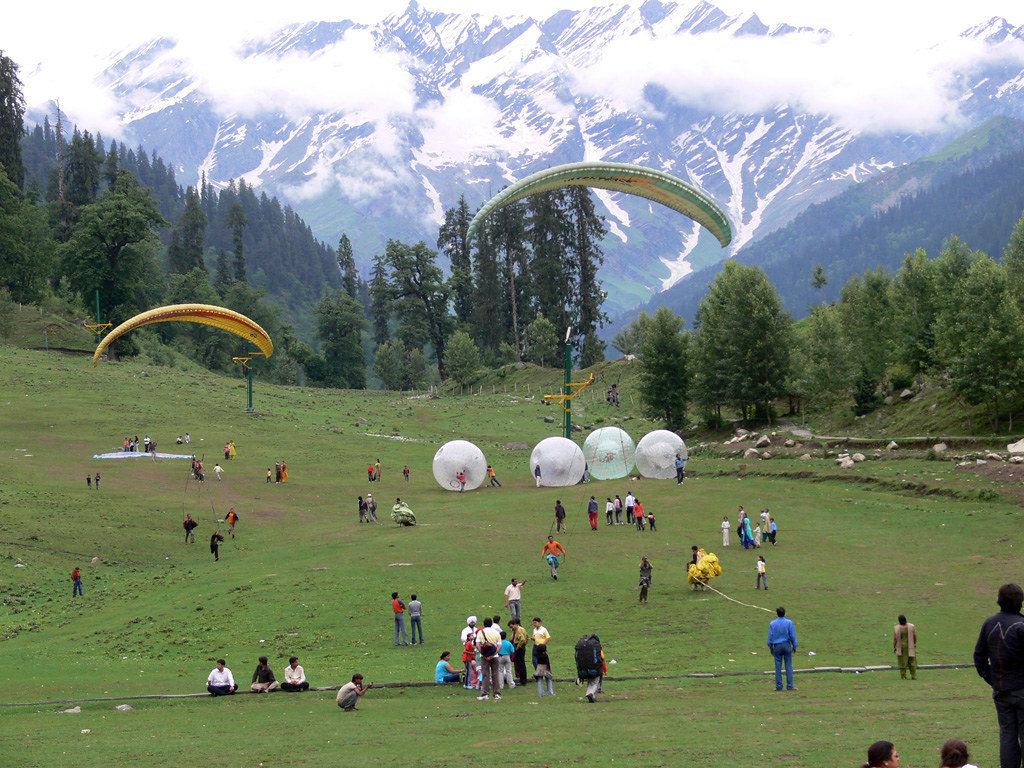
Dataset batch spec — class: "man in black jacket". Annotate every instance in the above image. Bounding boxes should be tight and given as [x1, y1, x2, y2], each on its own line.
[975, 583, 1024, 768]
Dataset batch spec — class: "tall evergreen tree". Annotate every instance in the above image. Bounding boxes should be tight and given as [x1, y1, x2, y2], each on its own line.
[315, 289, 366, 389]
[336, 233, 358, 298]
[225, 201, 248, 282]
[493, 202, 529, 360]
[438, 195, 473, 324]
[169, 186, 207, 273]
[526, 190, 570, 334]
[565, 186, 608, 363]
[0, 52, 25, 190]
[64, 130, 101, 208]
[469, 220, 506, 357]
[637, 307, 690, 432]
[368, 253, 391, 346]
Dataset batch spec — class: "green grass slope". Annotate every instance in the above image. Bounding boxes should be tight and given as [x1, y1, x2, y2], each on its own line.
[0, 347, 1019, 767]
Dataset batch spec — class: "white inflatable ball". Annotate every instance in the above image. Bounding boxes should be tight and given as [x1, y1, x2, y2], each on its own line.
[635, 430, 688, 480]
[583, 427, 636, 481]
[530, 437, 586, 487]
[432, 440, 487, 491]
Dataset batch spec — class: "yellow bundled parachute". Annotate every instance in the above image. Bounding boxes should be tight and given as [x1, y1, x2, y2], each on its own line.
[92, 304, 274, 366]
[687, 548, 723, 585]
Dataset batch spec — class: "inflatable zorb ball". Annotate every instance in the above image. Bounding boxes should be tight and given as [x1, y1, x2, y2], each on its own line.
[432, 440, 487, 491]
[530, 437, 586, 487]
[634, 430, 687, 480]
[582, 427, 636, 481]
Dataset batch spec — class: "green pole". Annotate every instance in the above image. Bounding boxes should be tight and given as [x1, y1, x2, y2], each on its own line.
[563, 340, 572, 439]
[246, 342, 254, 412]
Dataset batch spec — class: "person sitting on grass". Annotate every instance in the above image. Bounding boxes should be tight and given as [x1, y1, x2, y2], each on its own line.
[435, 651, 462, 684]
[206, 659, 237, 696]
[337, 673, 372, 710]
[281, 656, 310, 691]
[251, 656, 280, 692]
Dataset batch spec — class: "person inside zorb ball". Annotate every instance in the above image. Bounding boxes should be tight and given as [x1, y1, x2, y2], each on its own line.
[634, 430, 687, 480]
[530, 436, 586, 487]
[432, 440, 487, 491]
[582, 427, 636, 481]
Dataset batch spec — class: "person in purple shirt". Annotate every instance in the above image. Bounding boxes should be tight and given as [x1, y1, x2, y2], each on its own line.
[767, 606, 798, 691]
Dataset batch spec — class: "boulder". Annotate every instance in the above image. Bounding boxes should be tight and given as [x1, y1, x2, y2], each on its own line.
[799, 453, 812, 461]
[883, 395, 894, 405]
[933, 443, 947, 454]
[783, 439, 795, 448]
[571, 423, 583, 433]
[900, 388, 914, 400]
[852, 453, 866, 462]
[743, 448, 760, 460]
[91, 556, 100, 563]
[840, 457, 855, 469]
[735, 428, 749, 438]
[760, 451, 772, 460]
[115, 704, 133, 711]
[504, 441, 530, 451]
[1011, 456, 1024, 464]
[543, 416, 556, 424]
[1007, 438, 1024, 454]
[887, 441, 899, 451]
[63, 706, 81, 714]
[987, 453, 1003, 462]
[755, 435, 771, 448]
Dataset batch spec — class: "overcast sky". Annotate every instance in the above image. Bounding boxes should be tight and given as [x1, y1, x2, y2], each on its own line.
[3, 0, 1023, 144]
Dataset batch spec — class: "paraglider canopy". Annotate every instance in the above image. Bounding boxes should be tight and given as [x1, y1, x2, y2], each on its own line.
[466, 161, 733, 248]
[92, 304, 274, 366]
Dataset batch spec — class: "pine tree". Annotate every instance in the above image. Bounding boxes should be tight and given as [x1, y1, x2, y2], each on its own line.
[0, 52, 25, 190]
[384, 239, 453, 379]
[214, 249, 232, 295]
[526, 190, 570, 334]
[64, 130, 101, 207]
[438, 195, 473, 324]
[225, 201, 248, 282]
[469, 219, 506, 357]
[169, 186, 207, 273]
[565, 187, 608, 360]
[524, 313, 560, 367]
[315, 289, 367, 389]
[368, 253, 391, 346]
[336, 233, 358, 298]
[637, 307, 690, 432]
[444, 330, 481, 387]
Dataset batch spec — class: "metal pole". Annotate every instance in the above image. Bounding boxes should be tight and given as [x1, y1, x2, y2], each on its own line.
[246, 342, 254, 412]
[563, 341, 572, 439]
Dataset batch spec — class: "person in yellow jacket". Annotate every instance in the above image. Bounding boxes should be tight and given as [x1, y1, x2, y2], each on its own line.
[894, 615, 917, 680]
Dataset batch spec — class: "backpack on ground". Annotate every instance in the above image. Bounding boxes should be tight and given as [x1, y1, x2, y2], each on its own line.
[575, 634, 603, 679]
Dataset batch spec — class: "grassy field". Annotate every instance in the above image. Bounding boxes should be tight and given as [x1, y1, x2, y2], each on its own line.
[0, 347, 1020, 767]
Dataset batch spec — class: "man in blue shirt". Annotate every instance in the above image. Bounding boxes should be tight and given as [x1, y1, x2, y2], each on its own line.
[767, 606, 798, 690]
[674, 454, 687, 484]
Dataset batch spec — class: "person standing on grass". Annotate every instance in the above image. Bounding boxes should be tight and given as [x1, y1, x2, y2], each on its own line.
[505, 577, 526, 623]
[542, 536, 566, 580]
[534, 643, 554, 697]
[638, 557, 652, 603]
[86, 474, 91, 489]
[358, 495, 369, 523]
[375, 458, 382, 482]
[475, 617, 502, 701]
[756, 555, 768, 590]
[403, 465, 410, 482]
[674, 453, 687, 484]
[498, 630, 515, 690]
[605, 497, 614, 526]
[634, 498, 646, 531]
[614, 495, 623, 524]
[587, 496, 599, 530]
[531, 617, 552, 670]
[893, 615, 917, 680]
[281, 656, 310, 691]
[251, 656, 280, 692]
[392, 592, 408, 645]
[974, 582, 1024, 768]
[266, 467, 272, 484]
[367, 493, 378, 522]
[722, 515, 731, 546]
[554, 500, 566, 533]
[408, 593, 424, 645]
[767, 606, 798, 691]
[210, 531, 224, 561]
[94, 472, 100, 490]
[214, 463, 224, 481]
[337, 673, 371, 710]
[206, 660, 237, 696]
[770, 517, 778, 545]
[183, 514, 198, 544]
[534, 464, 542, 487]
[71, 566, 83, 597]
[625, 491, 635, 525]
[226, 508, 239, 538]
[510, 619, 530, 685]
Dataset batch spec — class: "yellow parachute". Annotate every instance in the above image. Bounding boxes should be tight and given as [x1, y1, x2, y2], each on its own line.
[687, 548, 723, 585]
[92, 304, 274, 367]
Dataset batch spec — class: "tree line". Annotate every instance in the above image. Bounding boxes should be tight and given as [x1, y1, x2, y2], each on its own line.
[622, 219, 1024, 433]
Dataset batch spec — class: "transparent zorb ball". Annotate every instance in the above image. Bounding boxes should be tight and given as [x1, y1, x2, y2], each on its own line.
[582, 426, 636, 481]
[530, 436, 586, 487]
[432, 440, 487, 491]
[634, 430, 687, 480]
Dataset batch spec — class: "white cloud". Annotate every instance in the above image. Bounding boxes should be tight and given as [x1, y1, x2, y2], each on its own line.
[569, 27, 1024, 134]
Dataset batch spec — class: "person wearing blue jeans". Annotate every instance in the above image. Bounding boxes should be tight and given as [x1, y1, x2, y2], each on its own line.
[392, 592, 408, 646]
[408, 594, 424, 645]
[767, 606, 798, 690]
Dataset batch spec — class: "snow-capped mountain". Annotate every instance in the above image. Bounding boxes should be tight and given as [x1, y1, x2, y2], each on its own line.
[38, 1, 1024, 317]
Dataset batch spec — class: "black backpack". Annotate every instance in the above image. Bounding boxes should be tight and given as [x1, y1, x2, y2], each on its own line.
[574, 634, 603, 679]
